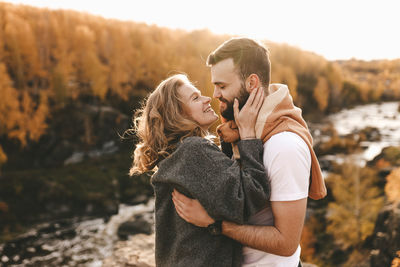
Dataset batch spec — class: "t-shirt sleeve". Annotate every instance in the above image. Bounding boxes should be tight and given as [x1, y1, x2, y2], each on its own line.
[263, 132, 311, 201]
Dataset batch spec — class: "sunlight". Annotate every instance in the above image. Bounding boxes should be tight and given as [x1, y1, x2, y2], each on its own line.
[3, 0, 400, 60]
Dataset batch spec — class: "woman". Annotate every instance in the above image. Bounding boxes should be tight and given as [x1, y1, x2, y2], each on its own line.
[130, 74, 270, 267]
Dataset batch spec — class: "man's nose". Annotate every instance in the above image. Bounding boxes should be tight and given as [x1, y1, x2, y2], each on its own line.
[213, 87, 221, 99]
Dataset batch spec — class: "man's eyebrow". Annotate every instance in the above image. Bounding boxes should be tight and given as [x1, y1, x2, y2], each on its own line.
[213, 82, 225, 86]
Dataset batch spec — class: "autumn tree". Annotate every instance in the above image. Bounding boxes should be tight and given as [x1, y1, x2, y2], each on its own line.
[73, 24, 108, 99]
[0, 145, 7, 172]
[0, 63, 20, 144]
[313, 76, 329, 112]
[97, 23, 132, 101]
[327, 163, 384, 250]
[392, 251, 400, 267]
[300, 217, 317, 263]
[3, 10, 43, 90]
[324, 62, 343, 111]
[47, 11, 79, 104]
[272, 62, 298, 101]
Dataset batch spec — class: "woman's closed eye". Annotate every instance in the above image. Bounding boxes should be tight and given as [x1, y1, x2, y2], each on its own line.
[192, 93, 201, 101]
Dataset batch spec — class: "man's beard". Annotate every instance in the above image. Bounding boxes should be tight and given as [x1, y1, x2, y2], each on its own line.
[220, 85, 249, 121]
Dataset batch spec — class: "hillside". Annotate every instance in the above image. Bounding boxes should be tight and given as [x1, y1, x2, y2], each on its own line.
[1, 1, 399, 165]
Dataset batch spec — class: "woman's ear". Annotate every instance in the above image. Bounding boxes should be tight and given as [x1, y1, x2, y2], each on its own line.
[245, 74, 260, 93]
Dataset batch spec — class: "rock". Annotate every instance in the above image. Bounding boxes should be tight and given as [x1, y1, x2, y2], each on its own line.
[65, 141, 120, 166]
[4, 103, 130, 169]
[1, 255, 9, 263]
[369, 203, 400, 267]
[368, 146, 400, 168]
[126, 194, 151, 206]
[102, 233, 155, 267]
[64, 152, 85, 165]
[314, 125, 362, 156]
[103, 199, 120, 216]
[117, 214, 153, 240]
[356, 126, 381, 142]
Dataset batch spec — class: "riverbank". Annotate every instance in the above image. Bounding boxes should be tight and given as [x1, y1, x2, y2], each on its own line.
[102, 233, 320, 267]
[102, 233, 155, 267]
[0, 199, 155, 266]
[0, 145, 153, 243]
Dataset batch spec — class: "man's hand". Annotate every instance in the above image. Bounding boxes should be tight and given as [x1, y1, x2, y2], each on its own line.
[172, 189, 214, 227]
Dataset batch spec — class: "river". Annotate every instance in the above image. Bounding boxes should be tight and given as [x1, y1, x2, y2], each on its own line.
[0, 200, 154, 266]
[328, 101, 400, 161]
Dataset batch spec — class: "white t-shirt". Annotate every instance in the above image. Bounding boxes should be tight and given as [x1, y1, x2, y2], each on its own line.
[242, 131, 311, 267]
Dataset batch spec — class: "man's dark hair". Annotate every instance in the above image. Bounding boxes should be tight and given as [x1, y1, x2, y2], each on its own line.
[207, 37, 271, 87]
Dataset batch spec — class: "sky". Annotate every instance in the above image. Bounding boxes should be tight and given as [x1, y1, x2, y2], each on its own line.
[3, 0, 400, 61]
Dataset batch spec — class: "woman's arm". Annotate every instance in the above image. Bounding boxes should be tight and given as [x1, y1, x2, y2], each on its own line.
[170, 137, 269, 224]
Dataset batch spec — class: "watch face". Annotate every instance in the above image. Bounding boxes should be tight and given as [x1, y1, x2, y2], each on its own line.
[211, 226, 219, 235]
[208, 222, 221, 235]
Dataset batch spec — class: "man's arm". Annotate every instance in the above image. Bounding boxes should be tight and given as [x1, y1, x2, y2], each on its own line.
[172, 191, 307, 256]
[222, 198, 307, 256]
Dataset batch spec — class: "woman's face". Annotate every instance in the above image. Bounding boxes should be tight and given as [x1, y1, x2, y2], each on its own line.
[179, 83, 218, 130]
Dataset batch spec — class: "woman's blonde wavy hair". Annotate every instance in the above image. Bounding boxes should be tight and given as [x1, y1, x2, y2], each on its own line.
[129, 74, 209, 175]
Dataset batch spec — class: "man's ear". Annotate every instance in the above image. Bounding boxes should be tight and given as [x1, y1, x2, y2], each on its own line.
[245, 74, 260, 93]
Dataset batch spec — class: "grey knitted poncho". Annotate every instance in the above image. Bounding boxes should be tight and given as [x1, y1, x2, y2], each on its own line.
[151, 136, 270, 267]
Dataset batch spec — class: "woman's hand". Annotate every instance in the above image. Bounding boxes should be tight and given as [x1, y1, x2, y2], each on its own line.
[172, 189, 214, 227]
[234, 87, 264, 140]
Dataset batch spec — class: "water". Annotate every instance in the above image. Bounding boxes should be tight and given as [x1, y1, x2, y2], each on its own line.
[328, 101, 400, 163]
[0, 200, 154, 267]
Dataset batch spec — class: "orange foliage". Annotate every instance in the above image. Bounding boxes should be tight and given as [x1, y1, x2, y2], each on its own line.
[272, 62, 298, 100]
[385, 168, 400, 203]
[0, 146, 7, 167]
[5, 90, 49, 146]
[340, 59, 400, 102]
[300, 223, 316, 262]
[392, 251, 400, 267]
[327, 164, 384, 249]
[0, 63, 21, 140]
[313, 76, 329, 111]
[0, 201, 9, 213]
[376, 158, 392, 169]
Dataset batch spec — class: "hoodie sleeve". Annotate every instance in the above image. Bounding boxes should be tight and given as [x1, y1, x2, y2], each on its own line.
[166, 136, 270, 224]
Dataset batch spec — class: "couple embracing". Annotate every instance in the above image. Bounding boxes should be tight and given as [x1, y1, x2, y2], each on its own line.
[129, 37, 327, 267]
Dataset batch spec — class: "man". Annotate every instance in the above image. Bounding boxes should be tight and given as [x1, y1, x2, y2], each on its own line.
[172, 37, 326, 267]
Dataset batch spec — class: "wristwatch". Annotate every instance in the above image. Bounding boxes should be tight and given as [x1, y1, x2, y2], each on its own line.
[207, 220, 222, 235]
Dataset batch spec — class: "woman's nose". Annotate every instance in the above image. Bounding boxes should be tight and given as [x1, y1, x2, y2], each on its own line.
[203, 96, 211, 103]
